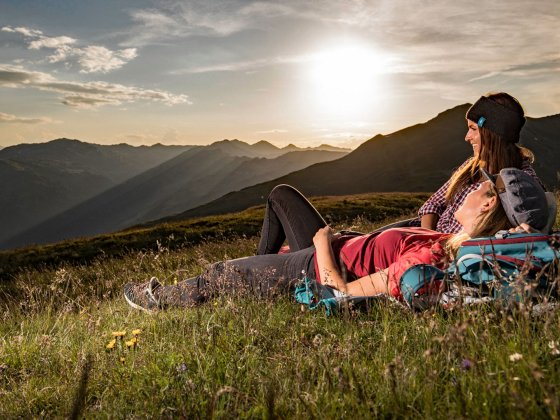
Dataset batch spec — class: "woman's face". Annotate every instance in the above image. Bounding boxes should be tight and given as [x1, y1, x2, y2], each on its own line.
[455, 181, 497, 234]
[465, 120, 482, 157]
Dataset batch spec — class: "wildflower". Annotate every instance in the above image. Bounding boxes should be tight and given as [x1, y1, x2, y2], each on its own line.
[125, 337, 138, 349]
[112, 330, 126, 338]
[106, 339, 116, 350]
[120, 357, 126, 364]
[509, 353, 523, 362]
[131, 329, 142, 336]
[461, 358, 473, 371]
[548, 340, 560, 356]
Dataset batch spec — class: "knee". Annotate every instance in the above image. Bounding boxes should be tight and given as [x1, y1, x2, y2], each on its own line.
[268, 184, 301, 201]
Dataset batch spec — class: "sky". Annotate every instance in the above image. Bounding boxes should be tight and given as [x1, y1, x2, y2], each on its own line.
[1, 0, 559, 149]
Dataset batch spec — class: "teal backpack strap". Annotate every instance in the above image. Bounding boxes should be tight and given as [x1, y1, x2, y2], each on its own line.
[399, 264, 446, 306]
[294, 276, 339, 316]
[294, 277, 382, 316]
[451, 253, 521, 284]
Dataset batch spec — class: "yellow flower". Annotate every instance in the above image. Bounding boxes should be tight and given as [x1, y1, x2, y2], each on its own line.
[131, 329, 142, 336]
[125, 337, 138, 349]
[106, 339, 116, 350]
[120, 357, 126, 364]
[112, 330, 126, 338]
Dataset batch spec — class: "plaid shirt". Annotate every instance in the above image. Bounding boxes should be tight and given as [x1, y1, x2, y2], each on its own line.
[417, 159, 541, 234]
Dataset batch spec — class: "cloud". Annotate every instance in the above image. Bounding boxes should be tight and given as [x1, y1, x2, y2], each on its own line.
[29, 35, 76, 50]
[123, 0, 560, 93]
[2, 25, 137, 73]
[256, 129, 288, 134]
[0, 65, 191, 108]
[469, 57, 560, 82]
[177, 54, 306, 74]
[2, 26, 43, 37]
[77, 46, 138, 73]
[125, 1, 297, 45]
[0, 112, 54, 124]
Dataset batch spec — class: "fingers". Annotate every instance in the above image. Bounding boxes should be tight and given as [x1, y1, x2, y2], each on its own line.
[508, 223, 537, 234]
[316, 226, 333, 235]
[313, 226, 334, 245]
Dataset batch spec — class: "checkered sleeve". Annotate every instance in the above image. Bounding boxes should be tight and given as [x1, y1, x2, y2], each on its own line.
[417, 180, 449, 216]
[417, 158, 472, 217]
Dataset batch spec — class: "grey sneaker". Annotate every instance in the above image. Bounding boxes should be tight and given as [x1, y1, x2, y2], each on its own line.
[124, 277, 163, 313]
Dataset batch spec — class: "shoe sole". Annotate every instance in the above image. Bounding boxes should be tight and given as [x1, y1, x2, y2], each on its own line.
[124, 284, 156, 313]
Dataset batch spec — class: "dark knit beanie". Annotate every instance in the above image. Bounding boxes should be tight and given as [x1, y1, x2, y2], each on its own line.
[466, 96, 525, 142]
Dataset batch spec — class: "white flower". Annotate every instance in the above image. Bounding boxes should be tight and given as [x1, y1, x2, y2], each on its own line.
[509, 353, 523, 362]
[548, 341, 560, 356]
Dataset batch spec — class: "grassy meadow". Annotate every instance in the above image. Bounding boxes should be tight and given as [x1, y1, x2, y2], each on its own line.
[1, 192, 559, 418]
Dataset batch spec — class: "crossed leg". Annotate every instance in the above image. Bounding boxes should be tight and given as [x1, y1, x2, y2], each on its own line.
[257, 184, 327, 254]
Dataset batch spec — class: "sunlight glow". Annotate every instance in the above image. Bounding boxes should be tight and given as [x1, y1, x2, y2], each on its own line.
[306, 44, 390, 118]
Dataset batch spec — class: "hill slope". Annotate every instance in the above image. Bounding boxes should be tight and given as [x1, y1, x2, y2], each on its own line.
[172, 105, 560, 220]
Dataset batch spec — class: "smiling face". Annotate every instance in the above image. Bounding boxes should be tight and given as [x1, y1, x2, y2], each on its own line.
[465, 119, 482, 157]
[455, 181, 498, 235]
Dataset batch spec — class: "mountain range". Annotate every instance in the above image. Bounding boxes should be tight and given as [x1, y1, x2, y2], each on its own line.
[0, 139, 192, 243]
[0, 140, 348, 249]
[2, 103, 559, 250]
[168, 104, 560, 221]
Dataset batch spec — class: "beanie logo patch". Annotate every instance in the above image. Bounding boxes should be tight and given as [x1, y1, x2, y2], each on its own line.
[477, 116, 486, 127]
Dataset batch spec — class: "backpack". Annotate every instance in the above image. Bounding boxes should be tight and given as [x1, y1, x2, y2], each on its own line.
[294, 276, 383, 316]
[400, 232, 560, 308]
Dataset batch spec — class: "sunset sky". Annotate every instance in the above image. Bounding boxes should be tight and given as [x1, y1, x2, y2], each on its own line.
[1, 0, 559, 149]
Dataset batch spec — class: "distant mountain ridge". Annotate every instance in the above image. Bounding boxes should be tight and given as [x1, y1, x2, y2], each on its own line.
[207, 138, 350, 158]
[169, 105, 560, 221]
[1, 140, 348, 249]
[0, 139, 193, 243]
[0, 138, 194, 182]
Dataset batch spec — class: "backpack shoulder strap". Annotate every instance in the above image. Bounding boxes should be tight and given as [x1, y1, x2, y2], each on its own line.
[399, 264, 446, 306]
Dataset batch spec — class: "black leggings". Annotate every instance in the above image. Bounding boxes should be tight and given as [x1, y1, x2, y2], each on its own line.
[160, 185, 326, 306]
[257, 184, 326, 254]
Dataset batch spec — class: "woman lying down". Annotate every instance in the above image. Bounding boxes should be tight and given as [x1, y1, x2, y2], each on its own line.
[124, 168, 548, 312]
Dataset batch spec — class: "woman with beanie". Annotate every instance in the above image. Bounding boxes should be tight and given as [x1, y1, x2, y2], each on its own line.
[417, 92, 542, 233]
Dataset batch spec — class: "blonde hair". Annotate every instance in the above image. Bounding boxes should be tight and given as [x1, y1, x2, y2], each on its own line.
[444, 184, 514, 257]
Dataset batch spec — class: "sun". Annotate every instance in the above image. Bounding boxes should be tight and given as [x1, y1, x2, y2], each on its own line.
[306, 44, 389, 118]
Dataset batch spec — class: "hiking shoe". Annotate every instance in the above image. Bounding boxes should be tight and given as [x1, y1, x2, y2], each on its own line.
[124, 277, 163, 313]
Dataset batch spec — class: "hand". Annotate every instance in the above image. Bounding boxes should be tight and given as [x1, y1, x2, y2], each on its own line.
[509, 223, 538, 234]
[313, 226, 334, 248]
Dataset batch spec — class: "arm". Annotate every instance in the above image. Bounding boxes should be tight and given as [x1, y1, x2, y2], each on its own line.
[418, 159, 473, 220]
[313, 227, 389, 296]
[417, 181, 449, 219]
[420, 213, 439, 230]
